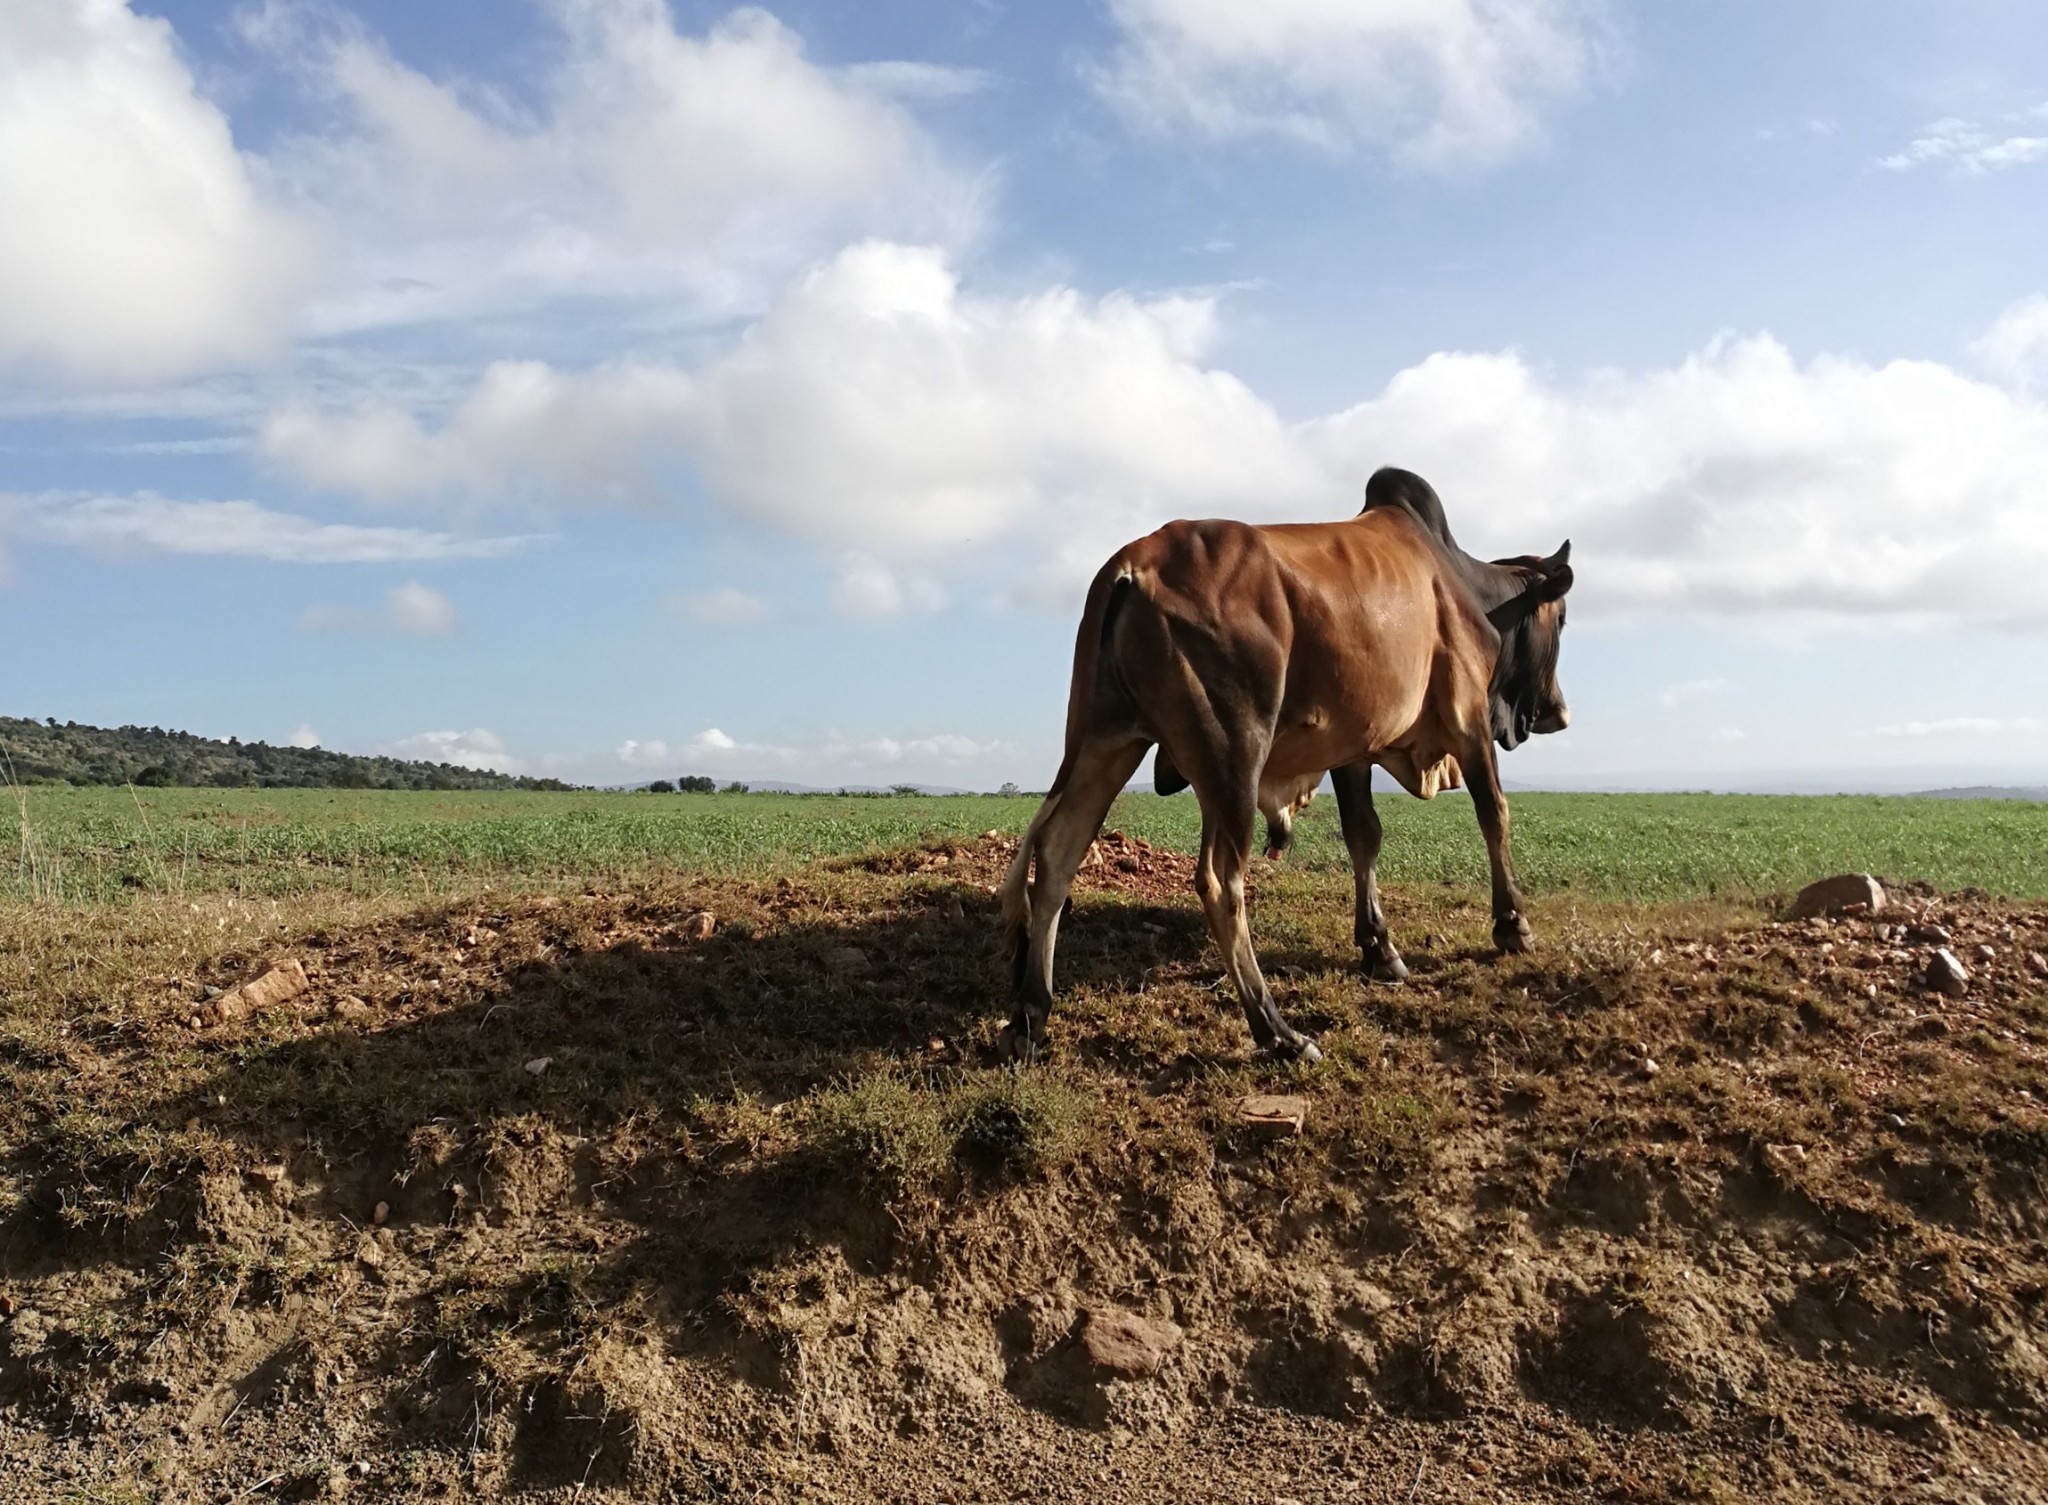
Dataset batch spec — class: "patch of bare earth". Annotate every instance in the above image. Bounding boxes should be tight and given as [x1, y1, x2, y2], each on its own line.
[0, 838, 2045, 1501]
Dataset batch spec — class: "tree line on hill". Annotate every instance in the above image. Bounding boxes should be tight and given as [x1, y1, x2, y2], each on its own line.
[0, 716, 575, 792]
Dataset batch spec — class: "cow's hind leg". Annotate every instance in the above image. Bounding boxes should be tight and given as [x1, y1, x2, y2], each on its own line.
[1004, 736, 1149, 1059]
[1330, 762, 1406, 982]
[1463, 738, 1533, 954]
[1194, 778, 1321, 1063]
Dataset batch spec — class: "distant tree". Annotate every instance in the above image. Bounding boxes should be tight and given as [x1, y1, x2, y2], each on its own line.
[722, 780, 749, 794]
[133, 765, 173, 787]
[891, 783, 919, 796]
[677, 775, 716, 793]
[647, 779, 676, 793]
[998, 782, 1020, 797]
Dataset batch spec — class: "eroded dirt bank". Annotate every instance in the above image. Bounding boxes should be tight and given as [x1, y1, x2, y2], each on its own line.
[1, 835, 2045, 1501]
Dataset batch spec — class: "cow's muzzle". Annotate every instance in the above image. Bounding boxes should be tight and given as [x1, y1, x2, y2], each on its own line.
[1534, 704, 1570, 735]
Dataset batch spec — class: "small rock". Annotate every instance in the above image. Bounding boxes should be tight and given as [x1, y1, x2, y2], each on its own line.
[1789, 874, 1886, 920]
[1906, 923, 1951, 946]
[523, 1056, 553, 1076]
[332, 995, 373, 1024]
[1885, 1113, 1908, 1130]
[202, 958, 311, 1026]
[371, 1201, 390, 1227]
[1924, 950, 1969, 998]
[354, 1237, 384, 1270]
[1074, 1308, 1184, 1380]
[2029, 952, 2048, 979]
[1640, 1056, 1661, 1078]
[1240, 1094, 1307, 1137]
[825, 945, 873, 975]
[1974, 944, 1996, 963]
[683, 911, 717, 941]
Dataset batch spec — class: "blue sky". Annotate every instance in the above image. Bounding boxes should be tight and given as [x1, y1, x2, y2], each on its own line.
[4, 0, 2047, 790]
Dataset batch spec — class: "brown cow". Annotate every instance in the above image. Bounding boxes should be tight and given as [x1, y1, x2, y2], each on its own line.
[997, 467, 1573, 1063]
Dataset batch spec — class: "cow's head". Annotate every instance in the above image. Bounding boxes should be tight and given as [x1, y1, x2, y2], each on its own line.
[1486, 541, 1574, 751]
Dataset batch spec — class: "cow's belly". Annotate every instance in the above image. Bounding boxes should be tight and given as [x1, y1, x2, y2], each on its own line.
[1263, 690, 1463, 803]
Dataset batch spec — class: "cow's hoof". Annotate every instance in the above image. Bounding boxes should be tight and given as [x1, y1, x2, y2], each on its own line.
[1269, 1034, 1322, 1065]
[1493, 916, 1534, 954]
[995, 1023, 1041, 1065]
[1364, 951, 1409, 984]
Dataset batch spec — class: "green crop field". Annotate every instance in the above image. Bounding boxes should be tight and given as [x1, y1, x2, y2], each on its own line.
[7, 783, 2045, 905]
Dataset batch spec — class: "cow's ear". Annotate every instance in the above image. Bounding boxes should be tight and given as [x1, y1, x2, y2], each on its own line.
[1535, 540, 1573, 601]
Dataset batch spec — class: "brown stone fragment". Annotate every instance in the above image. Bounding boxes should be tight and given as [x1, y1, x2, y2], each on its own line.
[1074, 1308, 1183, 1380]
[682, 911, 716, 941]
[1924, 949, 1969, 998]
[1789, 874, 1886, 920]
[203, 959, 309, 1025]
[1241, 1094, 1307, 1137]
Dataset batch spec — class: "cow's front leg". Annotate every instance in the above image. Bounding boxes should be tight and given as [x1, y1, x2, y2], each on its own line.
[1194, 790, 1322, 1064]
[1330, 762, 1406, 981]
[1463, 739, 1532, 954]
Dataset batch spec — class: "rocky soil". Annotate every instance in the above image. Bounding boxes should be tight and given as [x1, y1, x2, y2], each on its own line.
[0, 837, 2044, 1501]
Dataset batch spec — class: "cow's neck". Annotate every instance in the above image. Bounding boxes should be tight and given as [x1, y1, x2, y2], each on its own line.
[1445, 549, 1529, 622]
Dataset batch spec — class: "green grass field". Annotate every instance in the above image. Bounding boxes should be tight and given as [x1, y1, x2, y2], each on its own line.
[8, 783, 2046, 904]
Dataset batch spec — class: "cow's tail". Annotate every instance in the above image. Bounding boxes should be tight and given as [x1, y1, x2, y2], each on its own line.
[1000, 553, 1137, 952]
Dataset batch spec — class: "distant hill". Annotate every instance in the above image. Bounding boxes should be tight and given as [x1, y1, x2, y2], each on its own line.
[0, 715, 575, 792]
[1909, 786, 2048, 801]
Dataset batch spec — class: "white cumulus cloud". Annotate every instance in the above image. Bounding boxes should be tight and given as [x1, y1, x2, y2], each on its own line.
[1303, 332, 2048, 627]
[257, 248, 2048, 632]
[1973, 294, 2048, 388]
[379, 727, 515, 771]
[246, 0, 981, 335]
[0, 491, 541, 563]
[1092, 0, 1612, 167]
[262, 241, 1322, 558]
[299, 580, 459, 635]
[830, 553, 948, 620]
[0, 0, 312, 380]
[654, 724, 1013, 781]
[616, 738, 672, 766]
[286, 722, 320, 748]
[1879, 113, 2048, 175]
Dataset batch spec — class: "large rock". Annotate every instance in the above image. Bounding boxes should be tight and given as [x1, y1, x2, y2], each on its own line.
[1924, 949, 1969, 998]
[1789, 874, 1886, 920]
[203, 959, 309, 1026]
[1074, 1308, 1184, 1380]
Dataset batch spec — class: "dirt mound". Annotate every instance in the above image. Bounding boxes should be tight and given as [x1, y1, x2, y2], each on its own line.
[0, 860, 2045, 1500]
[849, 827, 1224, 909]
